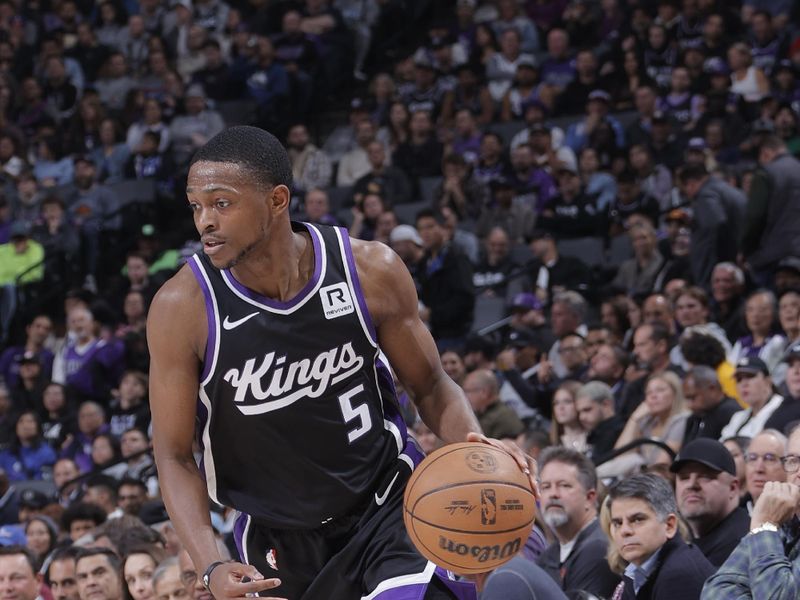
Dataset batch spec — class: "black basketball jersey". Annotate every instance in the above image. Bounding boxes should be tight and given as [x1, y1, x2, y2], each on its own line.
[187, 222, 413, 528]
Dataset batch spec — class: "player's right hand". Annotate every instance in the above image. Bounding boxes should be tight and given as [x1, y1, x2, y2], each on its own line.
[208, 562, 286, 600]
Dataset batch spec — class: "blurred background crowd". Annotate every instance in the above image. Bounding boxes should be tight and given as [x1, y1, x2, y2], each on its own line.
[1, 0, 800, 599]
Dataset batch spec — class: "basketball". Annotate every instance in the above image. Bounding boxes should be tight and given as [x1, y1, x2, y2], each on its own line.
[403, 442, 536, 575]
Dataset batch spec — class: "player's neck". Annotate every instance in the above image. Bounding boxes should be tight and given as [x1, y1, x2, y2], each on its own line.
[230, 229, 314, 301]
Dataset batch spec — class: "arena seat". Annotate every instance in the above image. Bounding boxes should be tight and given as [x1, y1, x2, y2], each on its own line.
[557, 237, 605, 267]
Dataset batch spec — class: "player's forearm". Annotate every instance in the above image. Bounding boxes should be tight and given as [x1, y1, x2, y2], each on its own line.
[417, 375, 481, 444]
[157, 454, 223, 571]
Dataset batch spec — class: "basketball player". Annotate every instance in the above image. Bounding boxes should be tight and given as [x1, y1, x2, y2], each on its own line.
[148, 127, 534, 600]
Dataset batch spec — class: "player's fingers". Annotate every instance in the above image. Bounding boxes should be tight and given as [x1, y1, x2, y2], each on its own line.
[224, 578, 282, 597]
[466, 432, 486, 443]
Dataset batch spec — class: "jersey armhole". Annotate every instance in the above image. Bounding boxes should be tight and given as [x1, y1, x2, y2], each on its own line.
[335, 228, 379, 347]
[187, 255, 221, 386]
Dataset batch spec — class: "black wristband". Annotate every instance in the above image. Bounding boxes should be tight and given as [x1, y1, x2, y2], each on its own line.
[202, 561, 228, 591]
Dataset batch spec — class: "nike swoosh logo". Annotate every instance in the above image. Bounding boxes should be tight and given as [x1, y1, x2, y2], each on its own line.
[222, 312, 259, 330]
[375, 471, 399, 506]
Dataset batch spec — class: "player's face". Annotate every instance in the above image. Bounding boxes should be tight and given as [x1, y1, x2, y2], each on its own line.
[187, 161, 280, 270]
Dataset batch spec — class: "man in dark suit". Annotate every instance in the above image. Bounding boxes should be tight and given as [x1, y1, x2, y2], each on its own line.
[682, 366, 741, 445]
[608, 473, 715, 599]
[537, 447, 619, 598]
[671, 438, 750, 566]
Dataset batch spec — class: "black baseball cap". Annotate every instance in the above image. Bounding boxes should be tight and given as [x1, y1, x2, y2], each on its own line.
[784, 341, 800, 364]
[19, 489, 52, 509]
[139, 500, 170, 527]
[670, 438, 736, 476]
[734, 356, 770, 377]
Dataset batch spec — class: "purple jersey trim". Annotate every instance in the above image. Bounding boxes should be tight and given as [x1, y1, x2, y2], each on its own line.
[221, 223, 323, 310]
[188, 257, 217, 383]
[433, 568, 478, 600]
[232, 512, 249, 562]
[368, 569, 477, 600]
[338, 227, 378, 344]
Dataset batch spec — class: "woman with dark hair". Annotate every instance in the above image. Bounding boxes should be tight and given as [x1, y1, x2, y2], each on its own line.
[0, 411, 57, 480]
[680, 327, 738, 401]
[65, 95, 106, 156]
[116, 290, 148, 338]
[32, 136, 73, 186]
[122, 545, 167, 600]
[601, 296, 632, 346]
[90, 117, 130, 183]
[609, 50, 657, 112]
[126, 98, 170, 155]
[91, 432, 126, 478]
[375, 101, 409, 155]
[468, 22, 499, 71]
[25, 515, 58, 570]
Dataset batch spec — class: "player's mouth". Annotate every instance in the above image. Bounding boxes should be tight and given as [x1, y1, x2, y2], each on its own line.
[203, 238, 225, 255]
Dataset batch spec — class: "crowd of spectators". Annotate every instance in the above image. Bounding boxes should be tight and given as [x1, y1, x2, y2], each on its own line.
[1, 0, 800, 599]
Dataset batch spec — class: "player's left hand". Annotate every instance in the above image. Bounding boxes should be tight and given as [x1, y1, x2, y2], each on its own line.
[466, 432, 539, 500]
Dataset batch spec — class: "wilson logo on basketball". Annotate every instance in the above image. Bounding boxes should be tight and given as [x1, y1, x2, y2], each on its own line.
[437, 535, 521, 563]
[464, 451, 497, 474]
[223, 342, 364, 415]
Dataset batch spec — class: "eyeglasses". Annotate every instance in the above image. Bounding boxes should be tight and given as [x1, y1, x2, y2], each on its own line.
[558, 346, 583, 354]
[180, 570, 197, 587]
[781, 454, 800, 473]
[744, 452, 781, 465]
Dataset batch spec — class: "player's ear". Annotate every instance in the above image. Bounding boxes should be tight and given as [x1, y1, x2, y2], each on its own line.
[270, 184, 291, 213]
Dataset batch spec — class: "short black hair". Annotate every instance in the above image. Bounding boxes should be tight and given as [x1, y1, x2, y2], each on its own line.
[190, 126, 293, 189]
[117, 477, 147, 492]
[75, 547, 120, 572]
[61, 502, 107, 532]
[46, 546, 82, 584]
[679, 163, 708, 183]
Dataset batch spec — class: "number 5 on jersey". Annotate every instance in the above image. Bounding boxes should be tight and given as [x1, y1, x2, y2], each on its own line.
[338, 384, 372, 443]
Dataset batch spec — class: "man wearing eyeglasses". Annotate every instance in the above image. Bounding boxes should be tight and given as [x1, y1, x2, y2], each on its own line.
[178, 550, 212, 600]
[743, 430, 787, 511]
[703, 426, 800, 599]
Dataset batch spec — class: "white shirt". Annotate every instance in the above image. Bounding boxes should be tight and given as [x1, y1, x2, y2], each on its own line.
[719, 393, 784, 440]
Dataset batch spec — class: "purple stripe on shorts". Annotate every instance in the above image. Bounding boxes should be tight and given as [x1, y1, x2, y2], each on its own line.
[369, 583, 427, 600]
[222, 222, 323, 309]
[188, 256, 216, 382]
[338, 227, 378, 344]
[369, 570, 477, 600]
[232, 512, 249, 562]
[433, 568, 478, 600]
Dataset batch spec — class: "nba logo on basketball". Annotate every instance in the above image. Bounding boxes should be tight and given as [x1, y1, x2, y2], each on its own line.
[266, 549, 278, 571]
[480, 488, 497, 525]
[320, 283, 355, 319]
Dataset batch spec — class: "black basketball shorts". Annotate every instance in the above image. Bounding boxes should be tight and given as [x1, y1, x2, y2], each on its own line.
[231, 453, 478, 600]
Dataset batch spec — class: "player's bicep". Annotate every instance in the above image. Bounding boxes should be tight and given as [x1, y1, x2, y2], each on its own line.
[361, 247, 445, 400]
[147, 278, 205, 460]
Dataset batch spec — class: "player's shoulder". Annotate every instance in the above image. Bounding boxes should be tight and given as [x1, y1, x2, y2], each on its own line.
[349, 238, 403, 279]
[349, 237, 417, 325]
[148, 263, 205, 325]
